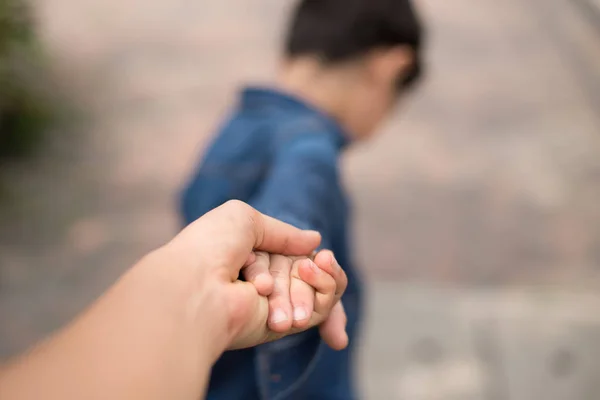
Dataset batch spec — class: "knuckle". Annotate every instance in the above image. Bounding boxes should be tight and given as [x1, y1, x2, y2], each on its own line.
[271, 281, 288, 297]
[223, 200, 250, 223]
[269, 255, 292, 274]
[270, 267, 284, 277]
[270, 269, 288, 283]
[323, 276, 337, 294]
[224, 199, 249, 212]
[224, 200, 261, 240]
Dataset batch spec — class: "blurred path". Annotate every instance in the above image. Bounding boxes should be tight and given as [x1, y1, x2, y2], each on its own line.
[1, 0, 600, 397]
[361, 283, 600, 399]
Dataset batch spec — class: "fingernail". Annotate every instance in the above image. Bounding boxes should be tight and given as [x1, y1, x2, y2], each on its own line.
[271, 309, 288, 324]
[293, 307, 308, 321]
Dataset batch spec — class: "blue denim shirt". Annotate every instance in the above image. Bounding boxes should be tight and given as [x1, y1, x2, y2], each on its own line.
[180, 87, 362, 400]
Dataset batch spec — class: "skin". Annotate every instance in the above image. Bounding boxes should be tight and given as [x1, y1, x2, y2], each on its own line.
[0, 201, 348, 400]
[278, 46, 416, 140]
[243, 251, 348, 346]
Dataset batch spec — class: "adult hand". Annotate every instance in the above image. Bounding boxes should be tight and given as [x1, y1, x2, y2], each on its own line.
[163, 200, 348, 356]
[0, 200, 347, 400]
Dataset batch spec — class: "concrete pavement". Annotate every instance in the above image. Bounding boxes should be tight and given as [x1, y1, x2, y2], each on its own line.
[361, 283, 600, 399]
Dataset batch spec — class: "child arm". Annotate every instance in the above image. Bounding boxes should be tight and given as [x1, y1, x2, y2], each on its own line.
[248, 133, 339, 250]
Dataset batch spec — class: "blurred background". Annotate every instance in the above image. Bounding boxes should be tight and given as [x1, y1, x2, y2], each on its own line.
[1, 0, 600, 398]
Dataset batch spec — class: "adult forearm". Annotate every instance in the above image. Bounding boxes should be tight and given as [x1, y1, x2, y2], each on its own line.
[0, 201, 332, 400]
[0, 249, 223, 400]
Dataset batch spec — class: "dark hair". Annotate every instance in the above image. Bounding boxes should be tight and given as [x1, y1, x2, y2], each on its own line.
[284, 0, 425, 89]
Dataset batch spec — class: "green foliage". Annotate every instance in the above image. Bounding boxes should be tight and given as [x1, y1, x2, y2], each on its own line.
[0, 0, 57, 159]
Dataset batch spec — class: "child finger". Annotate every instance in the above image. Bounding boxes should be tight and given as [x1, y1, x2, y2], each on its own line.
[297, 258, 336, 316]
[241, 251, 273, 296]
[318, 301, 349, 351]
[267, 254, 293, 333]
[313, 250, 348, 301]
[290, 260, 316, 329]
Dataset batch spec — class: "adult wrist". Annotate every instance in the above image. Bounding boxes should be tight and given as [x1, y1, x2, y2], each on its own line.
[134, 247, 231, 364]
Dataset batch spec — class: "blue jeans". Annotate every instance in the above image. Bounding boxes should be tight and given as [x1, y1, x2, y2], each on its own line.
[206, 284, 363, 400]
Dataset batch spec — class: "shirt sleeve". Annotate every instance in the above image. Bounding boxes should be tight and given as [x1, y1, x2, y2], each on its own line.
[249, 134, 339, 250]
[180, 166, 234, 225]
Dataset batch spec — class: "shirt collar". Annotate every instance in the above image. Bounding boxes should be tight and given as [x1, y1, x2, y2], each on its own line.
[240, 86, 351, 149]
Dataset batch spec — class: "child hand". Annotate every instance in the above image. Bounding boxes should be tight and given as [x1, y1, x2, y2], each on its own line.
[242, 249, 348, 349]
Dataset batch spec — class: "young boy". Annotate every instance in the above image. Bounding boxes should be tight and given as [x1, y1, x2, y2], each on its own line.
[180, 0, 425, 398]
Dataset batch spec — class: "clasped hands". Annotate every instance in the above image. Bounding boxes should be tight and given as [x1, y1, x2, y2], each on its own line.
[163, 200, 349, 359]
[0, 200, 350, 400]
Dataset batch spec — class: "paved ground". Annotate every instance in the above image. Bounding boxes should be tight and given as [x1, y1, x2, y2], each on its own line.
[361, 284, 600, 400]
[1, 0, 600, 397]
